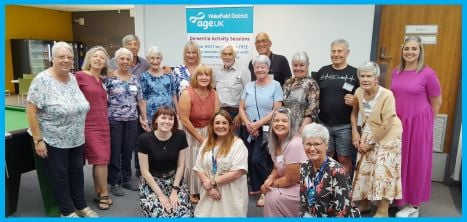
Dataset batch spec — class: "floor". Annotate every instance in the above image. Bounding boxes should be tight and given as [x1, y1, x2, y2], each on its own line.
[8, 163, 462, 217]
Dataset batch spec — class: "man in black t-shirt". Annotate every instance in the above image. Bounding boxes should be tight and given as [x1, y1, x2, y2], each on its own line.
[248, 32, 292, 87]
[314, 39, 359, 176]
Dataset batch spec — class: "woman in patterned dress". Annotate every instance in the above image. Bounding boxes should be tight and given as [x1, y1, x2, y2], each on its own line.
[173, 41, 201, 97]
[140, 46, 178, 125]
[283, 51, 320, 134]
[350, 61, 402, 217]
[299, 123, 360, 217]
[137, 106, 193, 217]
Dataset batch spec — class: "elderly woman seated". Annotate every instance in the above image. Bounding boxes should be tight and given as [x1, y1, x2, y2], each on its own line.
[298, 123, 360, 217]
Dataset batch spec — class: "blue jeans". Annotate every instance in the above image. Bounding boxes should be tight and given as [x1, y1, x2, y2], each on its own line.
[42, 144, 86, 215]
[108, 119, 138, 186]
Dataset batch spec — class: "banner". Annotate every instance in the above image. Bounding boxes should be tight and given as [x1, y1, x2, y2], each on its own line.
[186, 5, 254, 70]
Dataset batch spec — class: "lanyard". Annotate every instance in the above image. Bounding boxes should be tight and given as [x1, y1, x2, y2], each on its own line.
[306, 157, 328, 207]
[211, 148, 218, 175]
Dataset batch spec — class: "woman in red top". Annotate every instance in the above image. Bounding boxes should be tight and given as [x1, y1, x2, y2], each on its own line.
[178, 64, 220, 203]
[75, 46, 112, 210]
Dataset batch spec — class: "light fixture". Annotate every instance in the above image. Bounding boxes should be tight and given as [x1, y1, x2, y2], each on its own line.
[73, 17, 85, 26]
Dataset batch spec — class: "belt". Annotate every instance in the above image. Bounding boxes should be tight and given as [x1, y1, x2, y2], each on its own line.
[222, 106, 239, 112]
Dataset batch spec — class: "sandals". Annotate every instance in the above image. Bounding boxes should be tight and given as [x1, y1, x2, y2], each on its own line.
[256, 194, 265, 207]
[93, 194, 112, 210]
[75, 207, 99, 217]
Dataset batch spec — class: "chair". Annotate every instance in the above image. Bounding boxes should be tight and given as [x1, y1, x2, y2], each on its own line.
[17, 78, 32, 106]
[22, 74, 34, 79]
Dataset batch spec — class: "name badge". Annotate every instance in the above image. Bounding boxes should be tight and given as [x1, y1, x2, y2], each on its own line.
[129, 85, 138, 91]
[262, 125, 269, 132]
[342, 82, 354, 92]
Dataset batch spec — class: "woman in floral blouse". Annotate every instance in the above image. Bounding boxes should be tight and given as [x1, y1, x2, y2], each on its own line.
[299, 123, 360, 217]
[283, 51, 319, 134]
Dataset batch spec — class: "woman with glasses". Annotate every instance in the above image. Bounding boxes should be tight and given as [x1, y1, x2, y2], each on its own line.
[351, 61, 402, 217]
[260, 107, 307, 217]
[299, 123, 360, 217]
[193, 110, 249, 217]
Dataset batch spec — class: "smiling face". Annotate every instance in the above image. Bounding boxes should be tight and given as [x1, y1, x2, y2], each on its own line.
[254, 62, 270, 81]
[330, 43, 349, 67]
[221, 46, 235, 69]
[303, 137, 327, 163]
[125, 40, 140, 57]
[185, 48, 199, 65]
[52, 47, 74, 73]
[213, 114, 230, 138]
[292, 61, 308, 78]
[89, 50, 107, 70]
[154, 114, 175, 133]
[117, 52, 132, 72]
[147, 52, 163, 71]
[272, 112, 290, 139]
[196, 72, 211, 88]
[402, 41, 421, 65]
[358, 70, 378, 91]
[255, 33, 272, 55]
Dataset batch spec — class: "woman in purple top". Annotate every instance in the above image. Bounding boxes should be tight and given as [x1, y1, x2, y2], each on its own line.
[391, 36, 442, 217]
[76, 46, 112, 210]
[105, 48, 150, 196]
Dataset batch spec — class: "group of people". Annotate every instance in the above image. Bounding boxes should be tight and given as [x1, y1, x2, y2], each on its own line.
[25, 31, 441, 218]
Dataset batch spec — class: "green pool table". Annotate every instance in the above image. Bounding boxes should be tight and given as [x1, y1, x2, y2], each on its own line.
[5, 106, 59, 216]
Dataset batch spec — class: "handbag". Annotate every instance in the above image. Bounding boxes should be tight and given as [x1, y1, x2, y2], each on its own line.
[255, 83, 269, 146]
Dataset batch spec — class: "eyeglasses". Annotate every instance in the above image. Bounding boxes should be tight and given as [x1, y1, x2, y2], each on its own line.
[255, 39, 269, 44]
[306, 142, 323, 148]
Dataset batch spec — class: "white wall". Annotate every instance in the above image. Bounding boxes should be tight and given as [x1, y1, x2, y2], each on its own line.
[135, 5, 375, 71]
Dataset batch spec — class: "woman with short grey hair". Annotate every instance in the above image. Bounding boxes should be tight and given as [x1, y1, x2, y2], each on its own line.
[283, 51, 320, 134]
[298, 123, 360, 217]
[239, 55, 283, 198]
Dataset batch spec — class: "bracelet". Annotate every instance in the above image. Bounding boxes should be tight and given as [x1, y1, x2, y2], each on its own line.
[172, 185, 180, 191]
[34, 138, 43, 144]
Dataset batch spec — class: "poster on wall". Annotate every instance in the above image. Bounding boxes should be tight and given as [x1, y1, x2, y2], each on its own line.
[186, 5, 254, 70]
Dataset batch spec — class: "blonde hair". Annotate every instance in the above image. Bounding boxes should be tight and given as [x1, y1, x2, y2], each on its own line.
[183, 41, 201, 65]
[189, 64, 214, 89]
[81, 46, 109, 76]
[398, 35, 425, 73]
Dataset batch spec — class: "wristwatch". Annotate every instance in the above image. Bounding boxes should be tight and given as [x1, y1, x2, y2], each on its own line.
[210, 178, 217, 188]
[34, 138, 43, 145]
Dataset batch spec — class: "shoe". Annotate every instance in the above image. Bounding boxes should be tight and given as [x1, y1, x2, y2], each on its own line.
[256, 194, 265, 207]
[75, 207, 99, 217]
[395, 205, 419, 217]
[110, 185, 125, 196]
[93, 194, 112, 210]
[122, 182, 139, 191]
[61, 212, 79, 217]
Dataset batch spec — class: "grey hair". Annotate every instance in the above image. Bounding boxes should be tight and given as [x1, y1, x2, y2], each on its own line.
[358, 61, 381, 78]
[301, 123, 329, 145]
[146, 46, 163, 59]
[268, 107, 297, 156]
[219, 44, 237, 57]
[330, 38, 350, 50]
[114, 47, 133, 63]
[398, 35, 425, 73]
[122, 34, 140, 46]
[252, 55, 271, 67]
[81, 46, 110, 75]
[52, 41, 73, 57]
[291, 51, 310, 66]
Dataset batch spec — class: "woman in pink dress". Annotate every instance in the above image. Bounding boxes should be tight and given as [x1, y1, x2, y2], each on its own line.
[76, 46, 112, 210]
[390, 36, 442, 217]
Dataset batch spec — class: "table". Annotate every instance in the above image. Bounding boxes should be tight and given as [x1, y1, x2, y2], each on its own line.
[5, 106, 59, 216]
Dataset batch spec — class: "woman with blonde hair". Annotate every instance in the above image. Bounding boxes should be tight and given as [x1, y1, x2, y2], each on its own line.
[193, 110, 248, 217]
[173, 41, 202, 96]
[179, 64, 220, 203]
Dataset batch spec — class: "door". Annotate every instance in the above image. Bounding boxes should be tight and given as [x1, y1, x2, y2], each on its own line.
[377, 5, 461, 153]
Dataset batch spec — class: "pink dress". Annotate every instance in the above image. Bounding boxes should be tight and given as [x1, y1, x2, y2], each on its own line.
[263, 136, 308, 217]
[76, 71, 111, 164]
[390, 66, 441, 206]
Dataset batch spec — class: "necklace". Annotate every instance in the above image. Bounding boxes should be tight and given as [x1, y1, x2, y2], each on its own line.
[161, 137, 171, 150]
[154, 131, 172, 150]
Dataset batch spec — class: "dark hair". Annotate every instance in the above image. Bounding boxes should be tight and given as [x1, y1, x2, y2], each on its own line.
[202, 110, 235, 158]
[152, 106, 178, 133]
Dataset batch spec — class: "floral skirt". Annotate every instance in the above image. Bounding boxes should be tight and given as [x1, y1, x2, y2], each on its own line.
[139, 169, 193, 217]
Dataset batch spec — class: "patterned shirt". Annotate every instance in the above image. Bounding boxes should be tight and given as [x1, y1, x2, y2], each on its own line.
[109, 56, 150, 78]
[214, 62, 251, 108]
[27, 70, 90, 148]
[283, 76, 320, 128]
[173, 65, 192, 97]
[140, 71, 177, 123]
[105, 75, 143, 121]
[299, 158, 360, 217]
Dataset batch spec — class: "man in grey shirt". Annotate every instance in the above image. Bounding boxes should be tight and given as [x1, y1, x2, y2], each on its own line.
[108, 34, 149, 77]
[214, 44, 251, 130]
